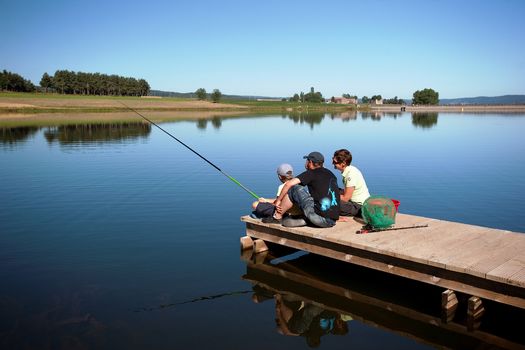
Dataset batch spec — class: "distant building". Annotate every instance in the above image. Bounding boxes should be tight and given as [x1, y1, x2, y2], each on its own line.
[332, 97, 358, 104]
[371, 98, 383, 105]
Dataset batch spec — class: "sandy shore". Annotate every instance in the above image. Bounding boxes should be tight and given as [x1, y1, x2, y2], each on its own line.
[0, 110, 257, 127]
[0, 97, 247, 110]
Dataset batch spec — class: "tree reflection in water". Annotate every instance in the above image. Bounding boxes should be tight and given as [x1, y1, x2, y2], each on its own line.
[0, 126, 39, 145]
[412, 112, 438, 128]
[43, 123, 151, 145]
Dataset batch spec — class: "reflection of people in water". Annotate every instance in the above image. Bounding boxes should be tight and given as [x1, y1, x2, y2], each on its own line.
[274, 293, 349, 348]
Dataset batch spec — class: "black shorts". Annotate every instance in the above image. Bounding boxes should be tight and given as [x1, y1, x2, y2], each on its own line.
[340, 200, 362, 217]
[253, 202, 275, 218]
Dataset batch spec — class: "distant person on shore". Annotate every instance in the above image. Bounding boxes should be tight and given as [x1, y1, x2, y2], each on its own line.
[251, 163, 302, 220]
[332, 149, 370, 217]
[262, 151, 340, 228]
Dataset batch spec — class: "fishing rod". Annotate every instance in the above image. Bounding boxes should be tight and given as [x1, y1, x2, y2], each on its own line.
[119, 102, 260, 199]
[356, 224, 429, 234]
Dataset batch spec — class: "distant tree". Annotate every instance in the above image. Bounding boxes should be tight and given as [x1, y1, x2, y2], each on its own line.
[39, 72, 53, 93]
[361, 96, 370, 103]
[412, 88, 439, 105]
[384, 96, 406, 105]
[138, 79, 150, 96]
[0, 70, 8, 90]
[342, 93, 357, 99]
[304, 87, 324, 103]
[211, 89, 222, 103]
[290, 93, 300, 102]
[371, 95, 382, 101]
[195, 88, 207, 100]
[300, 92, 304, 103]
[0, 69, 35, 92]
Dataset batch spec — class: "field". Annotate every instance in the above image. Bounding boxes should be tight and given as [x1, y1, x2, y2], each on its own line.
[0, 92, 353, 113]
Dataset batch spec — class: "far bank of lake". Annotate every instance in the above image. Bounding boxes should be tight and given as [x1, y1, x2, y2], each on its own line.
[1, 92, 525, 119]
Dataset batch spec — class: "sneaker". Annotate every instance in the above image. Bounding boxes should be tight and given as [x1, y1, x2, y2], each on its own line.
[261, 216, 281, 224]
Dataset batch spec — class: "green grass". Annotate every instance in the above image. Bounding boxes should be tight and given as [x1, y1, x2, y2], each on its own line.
[0, 91, 359, 114]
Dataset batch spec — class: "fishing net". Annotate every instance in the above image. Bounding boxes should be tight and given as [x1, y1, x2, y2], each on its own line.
[362, 196, 397, 229]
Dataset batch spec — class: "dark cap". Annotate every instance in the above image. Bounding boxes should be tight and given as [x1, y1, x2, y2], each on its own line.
[303, 151, 324, 163]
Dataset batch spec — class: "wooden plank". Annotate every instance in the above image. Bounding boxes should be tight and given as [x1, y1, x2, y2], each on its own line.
[487, 253, 525, 287]
[465, 235, 525, 277]
[510, 267, 525, 287]
[448, 233, 525, 276]
[487, 254, 525, 286]
[393, 224, 484, 268]
[431, 229, 506, 270]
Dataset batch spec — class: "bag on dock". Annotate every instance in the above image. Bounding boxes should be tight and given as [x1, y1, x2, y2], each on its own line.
[362, 196, 397, 229]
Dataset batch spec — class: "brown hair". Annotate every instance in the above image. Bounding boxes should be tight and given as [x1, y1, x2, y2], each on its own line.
[333, 149, 352, 166]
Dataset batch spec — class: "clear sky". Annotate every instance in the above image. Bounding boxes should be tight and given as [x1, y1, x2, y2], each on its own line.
[2, 0, 524, 99]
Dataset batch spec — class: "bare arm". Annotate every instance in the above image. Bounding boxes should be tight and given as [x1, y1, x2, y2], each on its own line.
[340, 186, 355, 202]
[274, 178, 301, 204]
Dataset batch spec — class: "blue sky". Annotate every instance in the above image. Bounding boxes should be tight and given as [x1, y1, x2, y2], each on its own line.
[2, 0, 524, 98]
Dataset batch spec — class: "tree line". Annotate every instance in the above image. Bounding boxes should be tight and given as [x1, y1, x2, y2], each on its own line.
[289, 87, 324, 103]
[195, 88, 223, 103]
[0, 68, 150, 96]
[40, 70, 150, 96]
[0, 70, 36, 92]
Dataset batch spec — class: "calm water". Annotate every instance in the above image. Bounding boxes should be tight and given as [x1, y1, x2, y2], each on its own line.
[1, 112, 525, 349]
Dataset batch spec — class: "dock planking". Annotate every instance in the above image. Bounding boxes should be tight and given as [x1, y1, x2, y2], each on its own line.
[241, 213, 525, 309]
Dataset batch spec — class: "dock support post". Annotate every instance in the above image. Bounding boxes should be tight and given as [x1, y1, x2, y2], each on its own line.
[467, 296, 485, 331]
[441, 289, 458, 323]
[240, 236, 254, 251]
[253, 239, 269, 254]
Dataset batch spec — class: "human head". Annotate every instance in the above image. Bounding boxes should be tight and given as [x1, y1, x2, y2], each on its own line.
[276, 163, 294, 181]
[303, 151, 324, 169]
[332, 149, 352, 167]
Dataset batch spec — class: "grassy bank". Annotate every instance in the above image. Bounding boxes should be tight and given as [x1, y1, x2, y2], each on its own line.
[0, 92, 354, 114]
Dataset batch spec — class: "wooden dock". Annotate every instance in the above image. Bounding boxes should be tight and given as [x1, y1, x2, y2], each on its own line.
[240, 213, 525, 310]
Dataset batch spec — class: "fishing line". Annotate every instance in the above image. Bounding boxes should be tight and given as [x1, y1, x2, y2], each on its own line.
[133, 290, 252, 312]
[120, 102, 259, 199]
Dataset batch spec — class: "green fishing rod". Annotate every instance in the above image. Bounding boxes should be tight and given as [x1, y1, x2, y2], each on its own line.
[120, 102, 260, 199]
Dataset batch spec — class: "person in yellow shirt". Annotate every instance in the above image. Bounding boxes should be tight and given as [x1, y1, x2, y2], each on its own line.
[332, 149, 370, 217]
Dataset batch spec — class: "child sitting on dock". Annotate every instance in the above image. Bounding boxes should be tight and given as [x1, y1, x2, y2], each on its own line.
[251, 163, 303, 221]
[332, 149, 370, 217]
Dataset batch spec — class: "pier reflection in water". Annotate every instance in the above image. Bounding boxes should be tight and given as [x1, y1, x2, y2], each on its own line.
[241, 247, 525, 349]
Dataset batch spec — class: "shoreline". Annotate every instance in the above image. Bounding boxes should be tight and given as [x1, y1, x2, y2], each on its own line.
[370, 104, 525, 113]
[1, 93, 524, 127]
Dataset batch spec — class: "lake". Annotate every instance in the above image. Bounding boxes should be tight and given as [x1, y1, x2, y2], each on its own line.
[1, 111, 525, 349]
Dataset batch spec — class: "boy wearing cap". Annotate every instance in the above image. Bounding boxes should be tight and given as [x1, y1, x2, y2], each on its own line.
[251, 163, 302, 219]
[263, 151, 340, 228]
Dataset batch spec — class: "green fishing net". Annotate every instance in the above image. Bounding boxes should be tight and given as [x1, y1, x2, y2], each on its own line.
[362, 196, 397, 229]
